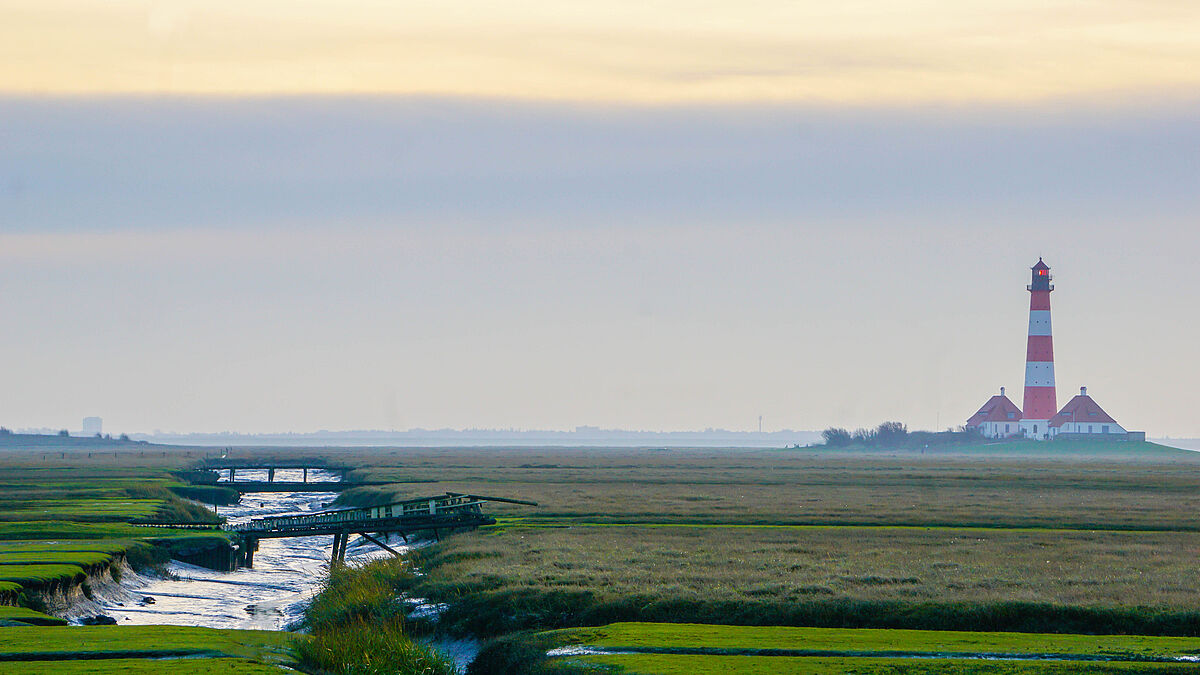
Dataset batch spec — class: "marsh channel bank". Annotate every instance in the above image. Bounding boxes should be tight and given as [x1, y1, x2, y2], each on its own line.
[94, 469, 366, 629]
[121, 469, 481, 667]
[0, 438, 480, 674]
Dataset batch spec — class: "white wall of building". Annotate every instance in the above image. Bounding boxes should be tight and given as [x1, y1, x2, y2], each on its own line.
[1020, 419, 1050, 439]
[979, 420, 1020, 438]
[1049, 421, 1127, 436]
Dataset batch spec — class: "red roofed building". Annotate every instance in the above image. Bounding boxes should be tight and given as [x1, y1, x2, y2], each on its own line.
[1048, 387, 1127, 437]
[965, 387, 1023, 439]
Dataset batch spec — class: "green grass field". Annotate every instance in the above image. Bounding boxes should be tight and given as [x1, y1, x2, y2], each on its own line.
[0, 564, 87, 585]
[0, 606, 65, 626]
[0, 551, 115, 566]
[337, 442, 1200, 532]
[3, 659, 289, 675]
[4, 438, 1200, 675]
[0, 625, 293, 659]
[553, 623, 1200, 659]
[536, 623, 1200, 674]
[570, 654, 1200, 674]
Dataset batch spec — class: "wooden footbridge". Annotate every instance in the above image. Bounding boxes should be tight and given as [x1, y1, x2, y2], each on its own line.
[227, 492, 537, 566]
[192, 458, 390, 493]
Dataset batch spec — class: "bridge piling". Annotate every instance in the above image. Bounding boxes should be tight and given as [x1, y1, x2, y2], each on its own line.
[243, 536, 257, 567]
[331, 533, 348, 563]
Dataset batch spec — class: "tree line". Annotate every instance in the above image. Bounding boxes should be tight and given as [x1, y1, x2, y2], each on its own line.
[822, 422, 980, 448]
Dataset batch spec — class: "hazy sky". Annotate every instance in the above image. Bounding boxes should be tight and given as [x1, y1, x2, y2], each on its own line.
[1, 3, 1198, 435]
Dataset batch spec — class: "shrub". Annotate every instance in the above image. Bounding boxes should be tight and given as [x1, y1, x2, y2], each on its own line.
[821, 428, 852, 447]
[875, 421, 908, 446]
[851, 428, 876, 444]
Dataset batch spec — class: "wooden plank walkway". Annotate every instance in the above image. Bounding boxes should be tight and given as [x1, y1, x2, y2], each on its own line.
[228, 492, 536, 565]
[216, 480, 391, 493]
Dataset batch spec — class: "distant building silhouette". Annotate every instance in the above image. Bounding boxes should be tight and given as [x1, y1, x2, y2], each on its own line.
[82, 417, 102, 436]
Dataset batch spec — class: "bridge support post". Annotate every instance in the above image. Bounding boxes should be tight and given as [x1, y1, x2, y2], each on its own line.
[267, 468, 275, 483]
[244, 537, 257, 567]
[302, 468, 308, 483]
[229, 468, 235, 482]
[331, 533, 348, 564]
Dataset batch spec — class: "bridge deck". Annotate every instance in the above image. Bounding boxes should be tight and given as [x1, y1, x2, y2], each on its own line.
[228, 492, 534, 565]
[231, 512, 495, 539]
[216, 480, 390, 493]
[200, 462, 352, 471]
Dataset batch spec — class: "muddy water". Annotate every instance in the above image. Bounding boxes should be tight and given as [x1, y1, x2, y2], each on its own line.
[101, 469, 395, 630]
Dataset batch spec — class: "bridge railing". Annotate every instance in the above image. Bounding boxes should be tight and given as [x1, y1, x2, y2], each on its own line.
[229, 492, 514, 533]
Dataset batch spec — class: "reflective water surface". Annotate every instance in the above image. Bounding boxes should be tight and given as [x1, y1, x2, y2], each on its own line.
[102, 469, 395, 630]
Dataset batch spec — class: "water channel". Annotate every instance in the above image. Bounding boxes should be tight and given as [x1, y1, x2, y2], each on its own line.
[97, 469, 393, 630]
[67, 468, 479, 667]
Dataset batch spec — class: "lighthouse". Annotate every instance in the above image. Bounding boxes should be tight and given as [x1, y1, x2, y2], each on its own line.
[1021, 259, 1057, 438]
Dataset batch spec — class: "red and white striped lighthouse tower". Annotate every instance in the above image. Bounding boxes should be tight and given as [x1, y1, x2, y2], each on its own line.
[1021, 259, 1057, 438]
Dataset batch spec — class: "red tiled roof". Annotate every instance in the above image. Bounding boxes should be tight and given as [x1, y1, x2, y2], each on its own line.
[1049, 395, 1118, 428]
[966, 394, 1023, 426]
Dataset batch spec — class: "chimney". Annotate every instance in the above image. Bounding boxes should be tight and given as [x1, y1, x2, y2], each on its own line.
[1081, 386, 1087, 396]
[1000, 386, 1006, 397]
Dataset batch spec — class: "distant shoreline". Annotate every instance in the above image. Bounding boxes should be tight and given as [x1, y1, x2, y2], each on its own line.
[1, 428, 823, 449]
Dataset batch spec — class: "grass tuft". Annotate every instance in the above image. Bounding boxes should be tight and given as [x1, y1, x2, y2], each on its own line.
[297, 557, 459, 674]
[294, 619, 459, 675]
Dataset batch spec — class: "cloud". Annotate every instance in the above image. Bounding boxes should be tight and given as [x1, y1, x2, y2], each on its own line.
[1, 96, 1198, 235]
[3, 1, 1200, 101]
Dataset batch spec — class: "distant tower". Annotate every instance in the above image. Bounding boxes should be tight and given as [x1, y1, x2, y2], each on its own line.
[82, 417, 102, 436]
[1021, 259, 1056, 438]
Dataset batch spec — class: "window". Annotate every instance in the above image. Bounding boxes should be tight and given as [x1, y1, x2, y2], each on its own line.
[1088, 425, 1093, 433]
[1103, 425, 1109, 433]
[1033, 424, 1038, 433]
[1007, 412, 1015, 419]
[1005, 424, 1010, 432]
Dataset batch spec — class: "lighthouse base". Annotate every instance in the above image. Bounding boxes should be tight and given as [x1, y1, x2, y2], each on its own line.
[1020, 419, 1050, 440]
